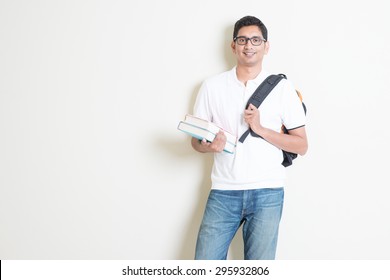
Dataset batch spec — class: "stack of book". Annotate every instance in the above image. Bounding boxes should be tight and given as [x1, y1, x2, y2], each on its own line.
[177, 114, 237, 154]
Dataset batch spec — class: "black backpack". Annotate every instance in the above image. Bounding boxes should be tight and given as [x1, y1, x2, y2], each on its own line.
[238, 74, 307, 167]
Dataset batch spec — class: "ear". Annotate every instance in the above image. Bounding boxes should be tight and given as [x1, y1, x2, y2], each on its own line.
[264, 41, 270, 55]
[231, 41, 236, 54]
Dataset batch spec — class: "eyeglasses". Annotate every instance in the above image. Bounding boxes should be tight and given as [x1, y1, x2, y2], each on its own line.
[234, 36, 266, 46]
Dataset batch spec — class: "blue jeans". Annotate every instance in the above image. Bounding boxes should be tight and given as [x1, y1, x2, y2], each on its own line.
[195, 188, 284, 260]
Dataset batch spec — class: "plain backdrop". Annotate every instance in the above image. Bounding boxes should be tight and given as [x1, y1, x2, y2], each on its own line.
[1, 0, 390, 259]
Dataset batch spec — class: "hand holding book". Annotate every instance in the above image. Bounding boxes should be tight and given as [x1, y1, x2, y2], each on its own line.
[197, 130, 227, 153]
[177, 114, 237, 154]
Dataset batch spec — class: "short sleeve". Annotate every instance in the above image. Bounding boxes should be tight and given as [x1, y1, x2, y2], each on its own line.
[193, 81, 212, 122]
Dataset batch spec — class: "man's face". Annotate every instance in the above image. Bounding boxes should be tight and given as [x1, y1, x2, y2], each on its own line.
[231, 25, 269, 68]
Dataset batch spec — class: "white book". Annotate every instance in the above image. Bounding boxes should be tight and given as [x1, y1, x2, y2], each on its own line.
[177, 115, 237, 154]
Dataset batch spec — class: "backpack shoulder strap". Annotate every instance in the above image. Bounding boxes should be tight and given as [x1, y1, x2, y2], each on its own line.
[238, 74, 286, 143]
[244, 74, 286, 108]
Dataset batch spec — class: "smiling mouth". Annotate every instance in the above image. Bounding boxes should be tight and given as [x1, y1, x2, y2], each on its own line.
[243, 52, 256, 56]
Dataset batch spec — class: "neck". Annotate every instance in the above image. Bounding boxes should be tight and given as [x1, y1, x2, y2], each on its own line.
[236, 65, 262, 85]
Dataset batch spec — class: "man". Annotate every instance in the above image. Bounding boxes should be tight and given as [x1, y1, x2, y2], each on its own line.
[191, 16, 308, 260]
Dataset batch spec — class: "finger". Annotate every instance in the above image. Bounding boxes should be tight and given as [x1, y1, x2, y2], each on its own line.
[245, 109, 256, 117]
[217, 130, 226, 137]
[215, 131, 226, 141]
[200, 138, 208, 145]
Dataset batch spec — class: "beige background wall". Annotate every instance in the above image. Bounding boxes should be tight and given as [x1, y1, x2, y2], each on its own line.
[1, 0, 389, 259]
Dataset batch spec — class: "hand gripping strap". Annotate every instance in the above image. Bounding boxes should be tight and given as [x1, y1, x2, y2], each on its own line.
[238, 74, 286, 143]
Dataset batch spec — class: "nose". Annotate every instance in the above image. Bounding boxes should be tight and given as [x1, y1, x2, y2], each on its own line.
[244, 38, 254, 47]
[244, 39, 253, 48]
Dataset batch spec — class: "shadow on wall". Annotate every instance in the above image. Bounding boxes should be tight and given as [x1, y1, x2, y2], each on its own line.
[224, 25, 236, 70]
[173, 24, 245, 260]
[167, 81, 214, 260]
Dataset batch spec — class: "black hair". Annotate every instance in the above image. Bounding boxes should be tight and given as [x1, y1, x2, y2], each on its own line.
[233, 16, 268, 41]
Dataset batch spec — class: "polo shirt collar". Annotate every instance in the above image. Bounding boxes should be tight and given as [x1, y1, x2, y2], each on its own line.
[230, 66, 269, 86]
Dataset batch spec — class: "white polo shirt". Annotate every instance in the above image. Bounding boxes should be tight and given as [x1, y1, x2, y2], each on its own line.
[193, 67, 306, 190]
